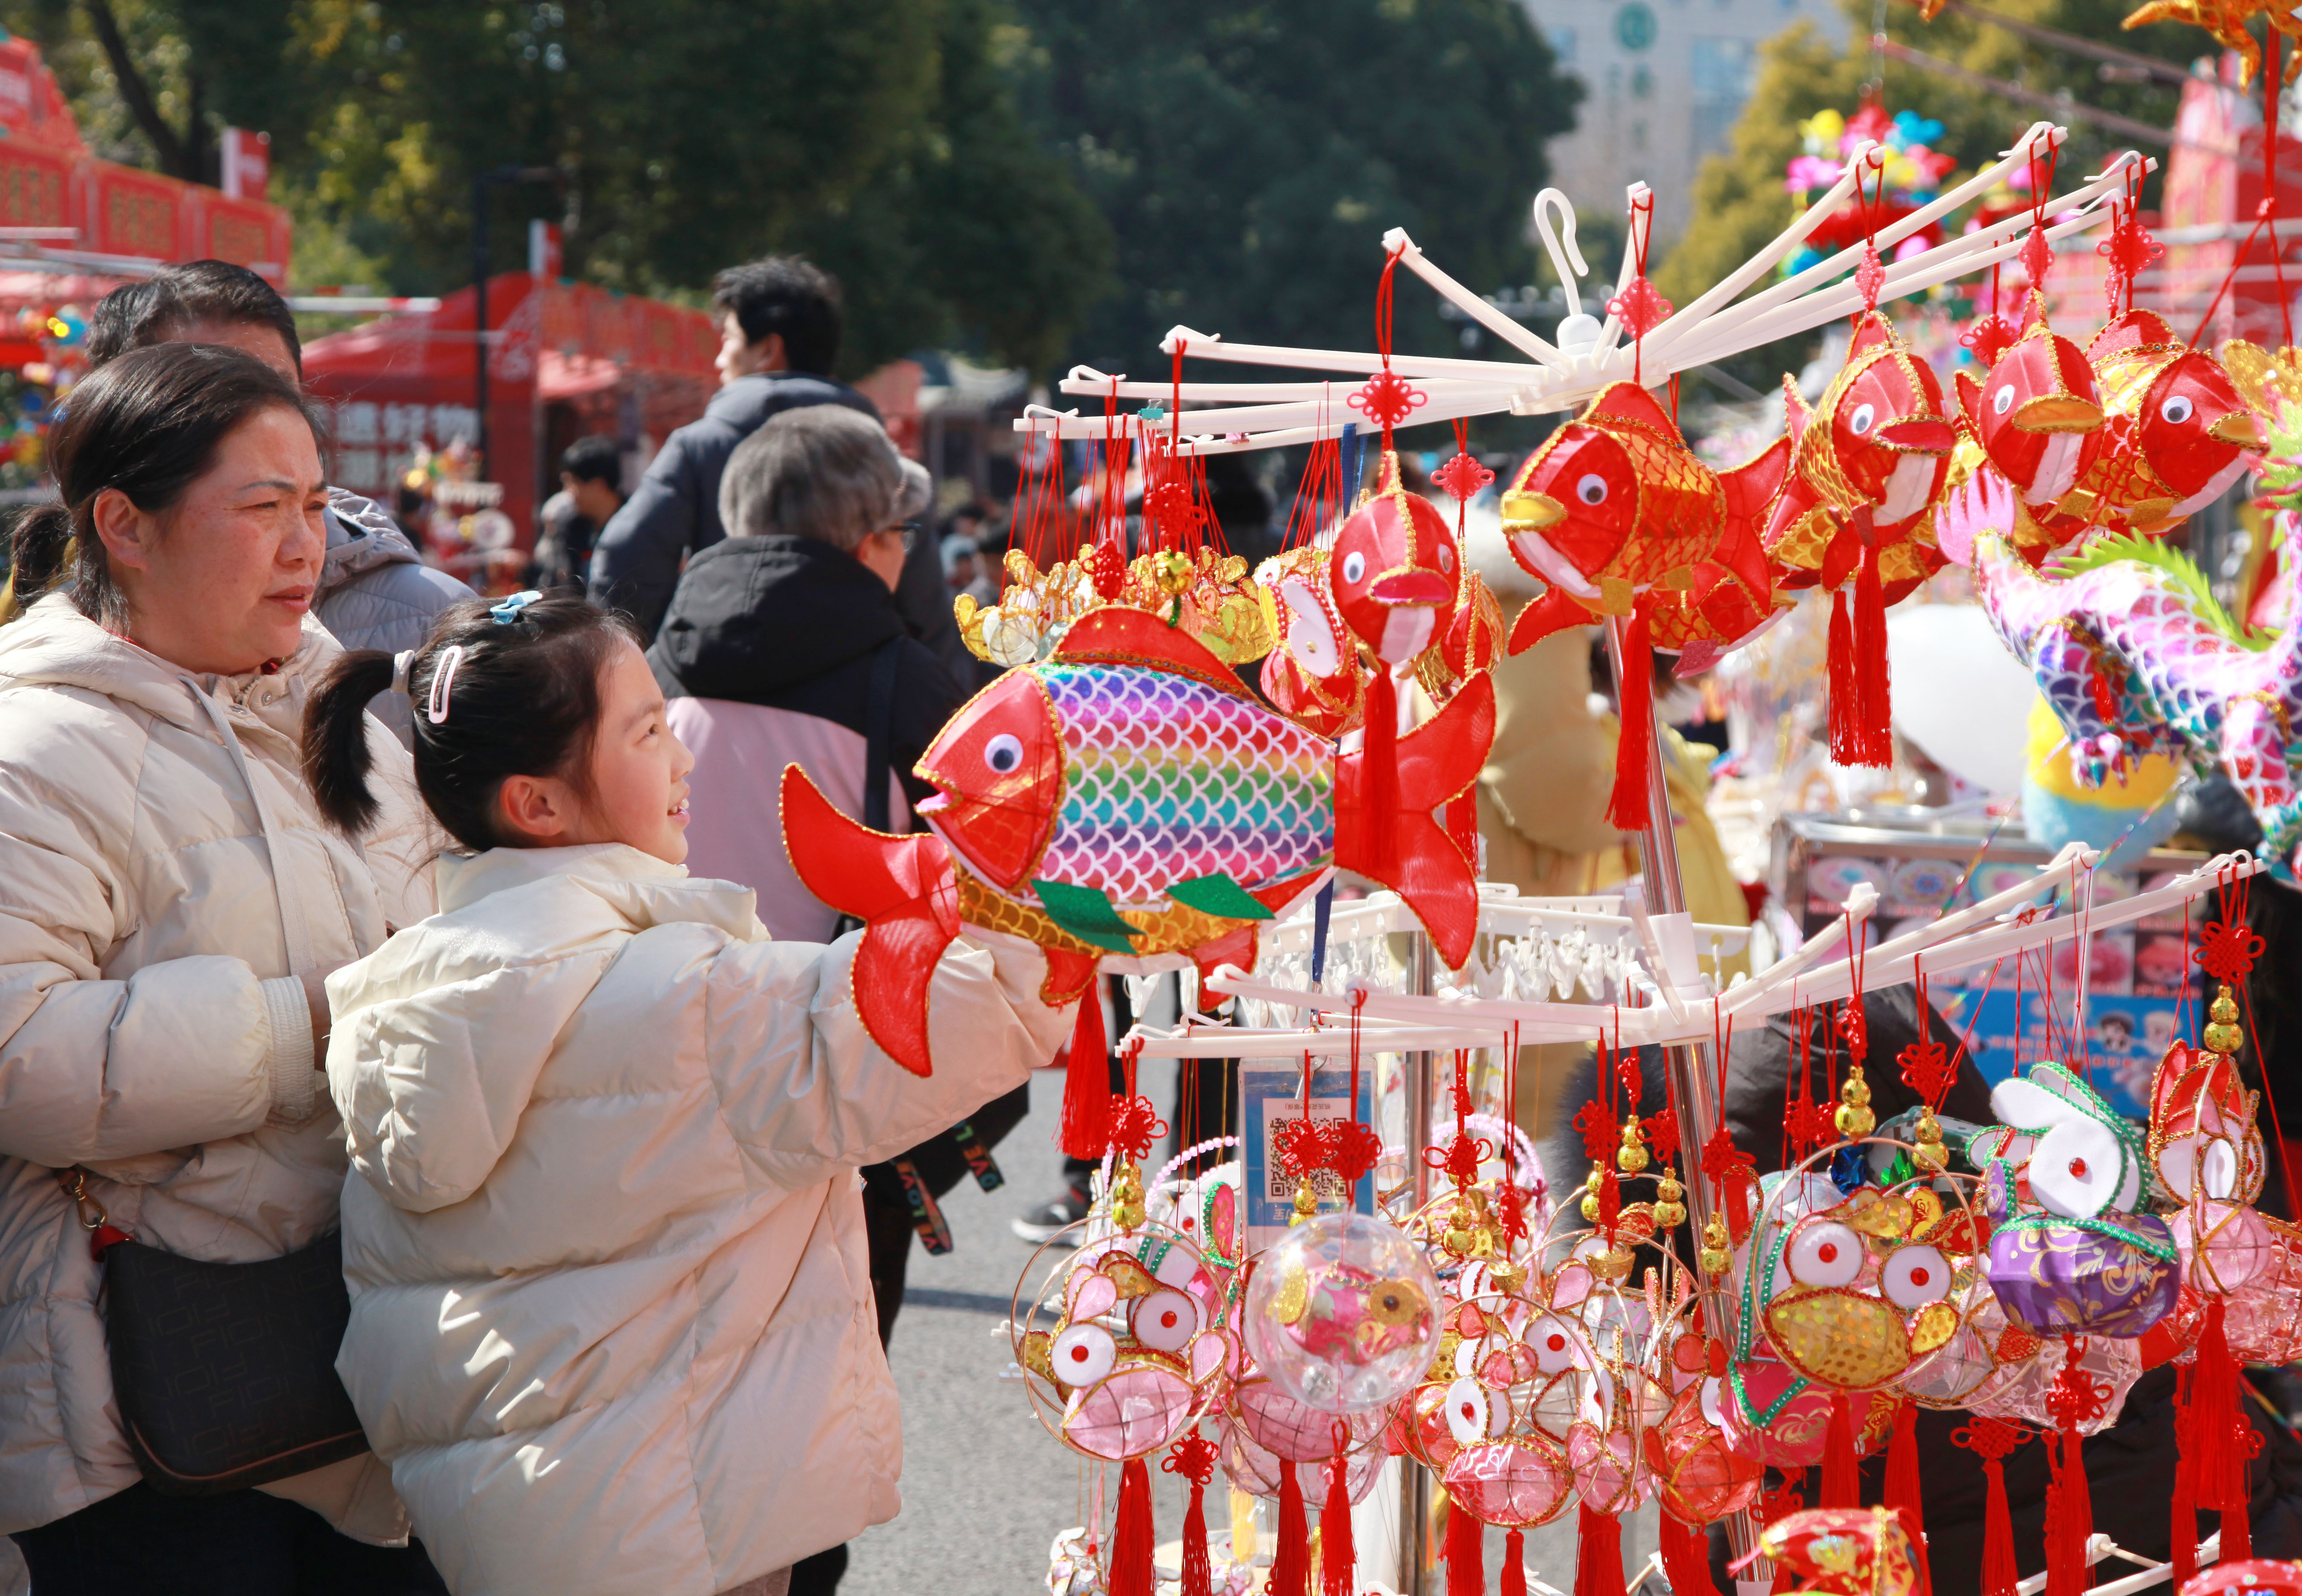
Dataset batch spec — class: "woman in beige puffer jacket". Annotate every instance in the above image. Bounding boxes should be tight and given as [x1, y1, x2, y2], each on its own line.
[0, 345, 440, 1585]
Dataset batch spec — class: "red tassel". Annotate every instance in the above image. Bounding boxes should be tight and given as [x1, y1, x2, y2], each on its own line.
[2042, 1426, 2092, 1596]
[1852, 544, 1893, 766]
[1573, 1504, 1625, 1596]
[1820, 1391, 1859, 1509]
[1443, 1492, 1484, 1596]
[1180, 1474, 1211, 1596]
[1882, 1399, 1930, 1596]
[1828, 585, 1858, 766]
[1605, 611, 1654, 833]
[1364, 668, 1401, 878]
[2195, 1300, 2253, 1533]
[1319, 1453, 1354, 1596]
[1057, 978, 1110, 1160]
[1109, 1458, 1155, 1596]
[1500, 1527, 1527, 1596]
[1980, 1454, 2020, 1596]
[1657, 1511, 1720, 1596]
[1273, 1460, 1310, 1596]
[2172, 1361, 2198, 1591]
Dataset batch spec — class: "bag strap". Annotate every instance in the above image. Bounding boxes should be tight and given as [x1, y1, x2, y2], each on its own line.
[860, 634, 904, 833]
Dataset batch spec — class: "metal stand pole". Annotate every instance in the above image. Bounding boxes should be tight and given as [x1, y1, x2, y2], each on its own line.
[1398, 931, 1441, 1595]
[1605, 616, 1769, 1586]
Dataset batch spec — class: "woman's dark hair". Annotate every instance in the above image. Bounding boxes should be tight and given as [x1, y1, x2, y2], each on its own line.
[87, 260, 304, 374]
[304, 593, 638, 851]
[1, 342, 321, 629]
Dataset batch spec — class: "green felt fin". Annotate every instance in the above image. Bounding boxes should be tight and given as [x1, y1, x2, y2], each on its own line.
[1165, 873, 1275, 921]
[1030, 878, 1142, 953]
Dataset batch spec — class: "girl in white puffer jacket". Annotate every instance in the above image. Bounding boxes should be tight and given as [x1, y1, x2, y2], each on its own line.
[301, 592, 1073, 1596]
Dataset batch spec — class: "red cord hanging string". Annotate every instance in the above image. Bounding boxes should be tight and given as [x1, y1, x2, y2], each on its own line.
[1955, 1416, 2030, 1596]
[2270, 33, 2295, 350]
[1164, 1434, 1218, 1596]
[1350, 246, 1426, 452]
[1607, 189, 1671, 389]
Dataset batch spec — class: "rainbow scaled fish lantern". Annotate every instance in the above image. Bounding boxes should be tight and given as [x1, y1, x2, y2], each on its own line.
[1972, 526, 2302, 859]
[1497, 382, 1788, 669]
[779, 604, 1495, 1074]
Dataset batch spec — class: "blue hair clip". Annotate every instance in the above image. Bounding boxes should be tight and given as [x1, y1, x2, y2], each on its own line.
[489, 590, 543, 624]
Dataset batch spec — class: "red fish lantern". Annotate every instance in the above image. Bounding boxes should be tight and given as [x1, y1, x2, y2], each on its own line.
[1765, 313, 1959, 767]
[1496, 381, 1788, 827]
[2063, 311, 2265, 535]
[1952, 308, 2110, 558]
[1255, 546, 1366, 738]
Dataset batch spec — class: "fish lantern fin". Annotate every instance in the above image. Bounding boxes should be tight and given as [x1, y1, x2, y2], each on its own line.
[1720, 434, 1791, 544]
[1957, 370, 1985, 433]
[1192, 924, 1261, 994]
[1041, 947, 1101, 1008]
[1508, 587, 1597, 654]
[1167, 873, 1278, 921]
[778, 764, 959, 1076]
[2088, 309, 2176, 365]
[1335, 670, 1495, 970]
[1032, 878, 1144, 954]
[1050, 603, 1245, 697]
[1849, 311, 1897, 359]
[1588, 380, 1676, 431]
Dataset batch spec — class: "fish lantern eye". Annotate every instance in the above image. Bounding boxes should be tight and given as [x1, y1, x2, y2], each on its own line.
[1883, 1244, 1952, 1308]
[1051, 1323, 1116, 1386]
[1341, 551, 1366, 585]
[1787, 1220, 1863, 1287]
[1849, 402, 1877, 436]
[2162, 394, 2194, 425]
[1992, 385, 2015, 417]
[1436, 541, 1455, 573]
[1576, 473, 1608, 506]
[983, 733, 1024, 775]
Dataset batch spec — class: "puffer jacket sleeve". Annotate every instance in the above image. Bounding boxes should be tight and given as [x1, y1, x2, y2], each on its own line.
[703, 929, 1073, 1192]
[0, 759, 295, 1165]
[328, 948, 611, 1213]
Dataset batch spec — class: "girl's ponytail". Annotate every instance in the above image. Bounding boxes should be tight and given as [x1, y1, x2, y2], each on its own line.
[1, 503, 78, 625]
[303, 649, 401, 833]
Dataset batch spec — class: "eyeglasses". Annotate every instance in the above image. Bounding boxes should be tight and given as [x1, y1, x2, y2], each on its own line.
[884, 521, 920, 552]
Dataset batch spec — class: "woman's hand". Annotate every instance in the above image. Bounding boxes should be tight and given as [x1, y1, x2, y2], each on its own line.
[301, 964, 348, 1070]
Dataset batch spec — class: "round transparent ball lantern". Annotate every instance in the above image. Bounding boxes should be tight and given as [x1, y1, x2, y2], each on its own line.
[1244, 1211, 1441, 1413]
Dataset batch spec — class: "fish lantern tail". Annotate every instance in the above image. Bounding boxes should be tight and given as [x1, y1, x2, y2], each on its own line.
[778, 765, 960, 1076]
[1336, 671, 1495, 971]
[1607, 610, 1656, 833]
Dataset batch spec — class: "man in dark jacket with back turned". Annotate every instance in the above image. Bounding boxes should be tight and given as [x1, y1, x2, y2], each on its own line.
[589, 256, 880, 641]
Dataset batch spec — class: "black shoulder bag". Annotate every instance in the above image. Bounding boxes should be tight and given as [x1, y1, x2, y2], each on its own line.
[61, 1168, 368, 1496]
[844, 637, 1025, 1255]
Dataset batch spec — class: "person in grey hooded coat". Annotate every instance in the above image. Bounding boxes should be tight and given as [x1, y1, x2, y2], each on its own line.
[85, 261, 470, 743]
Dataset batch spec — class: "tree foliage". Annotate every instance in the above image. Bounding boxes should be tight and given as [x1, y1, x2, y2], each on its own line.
[1004, 0, 1583, 378]
[1654, 0, 2204, 390]
[0, 0, 1113, 378]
